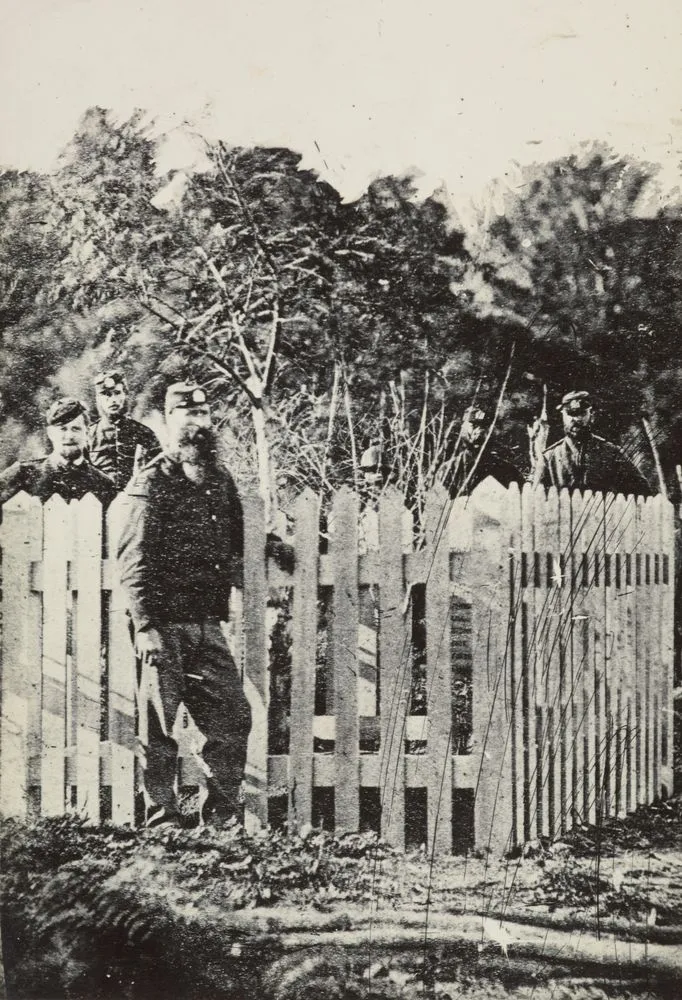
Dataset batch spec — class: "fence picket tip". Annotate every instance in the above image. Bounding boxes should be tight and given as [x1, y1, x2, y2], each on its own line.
[74, 491, 103, 513]
[43, 493, 69, 514]
[296, 484, 318, 503]
[1, 489, 42, 514]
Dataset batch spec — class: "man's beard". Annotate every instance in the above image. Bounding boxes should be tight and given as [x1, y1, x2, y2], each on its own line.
[57, 444, 83, 464]
[567, 424, 590, 443]
[174, 427, 218, 465]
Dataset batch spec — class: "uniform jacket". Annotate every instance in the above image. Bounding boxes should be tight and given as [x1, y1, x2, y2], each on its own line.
[0, 456, 117, 507]
[117, 453, 244, 632]
[88, 416, 161, 490]
[533, 433, 653, 496]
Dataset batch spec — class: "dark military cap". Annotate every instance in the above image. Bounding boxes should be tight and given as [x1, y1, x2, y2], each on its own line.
[45, 397, 87, 426]
[463, 405, 487, 426]
[94, 370, 126, 393]
[557, 390, 592, 414]
[165, 382, 209, 414]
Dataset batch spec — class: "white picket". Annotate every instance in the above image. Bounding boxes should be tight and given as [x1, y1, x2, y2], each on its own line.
[40, 496, 70, 815]
[105, 495, 136, 824]
[73, 494, 103, 821]
[0, 493, 43, 816]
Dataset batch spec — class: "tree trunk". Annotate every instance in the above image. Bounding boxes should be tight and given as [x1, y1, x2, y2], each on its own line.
[251, 399, 274, 525]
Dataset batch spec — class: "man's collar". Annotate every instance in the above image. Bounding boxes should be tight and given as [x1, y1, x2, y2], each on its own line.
[49, 454, 85, 469]
[98, 413, 125, 429]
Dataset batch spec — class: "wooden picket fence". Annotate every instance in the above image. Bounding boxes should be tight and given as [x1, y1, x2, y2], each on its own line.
[0, 479, 675, 854]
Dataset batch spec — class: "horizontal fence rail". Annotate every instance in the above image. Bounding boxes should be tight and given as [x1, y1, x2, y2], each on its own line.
[0, 479, 675, 854]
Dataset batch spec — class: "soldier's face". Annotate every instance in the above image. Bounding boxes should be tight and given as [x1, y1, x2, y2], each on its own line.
[562, 405, 593, 440]
[47, 415, 88, 462]
[461, 413, 486, 447]
[166, 404, 214, 457]
[97, 385, 127, 420]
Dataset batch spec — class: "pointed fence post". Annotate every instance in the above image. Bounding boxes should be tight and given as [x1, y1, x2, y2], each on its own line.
[557, 486, 573, 836]
[423, 482, 453, 856]
[569, 488, 587, 826]
[507, 481, 524, 849]
[641, 495, 655, 805]
[608, 493, 627, 819]
[520, 483, 538, 841]
[621, 494, 638, 815]
[378, 486, 411, 850]
[0, 493, 43, 817]
[330, 487, 360, 834]
[242, 483, 268, 831]
[73, 494, 103, 822]
[660, 496, 675, 797]
[468, 479, 515, 856]
[40, 495, 70, 816]
[288, 488, 320, 832]
[581, 490, 601, 825]
[106, 495, 136, 825]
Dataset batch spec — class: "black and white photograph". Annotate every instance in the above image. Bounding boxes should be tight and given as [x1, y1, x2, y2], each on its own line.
[0, 1, 681, 997]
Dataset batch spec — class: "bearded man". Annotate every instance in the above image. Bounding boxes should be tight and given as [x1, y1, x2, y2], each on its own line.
[533, 390, 653, 496]
[88, 370, 161, 490]
[0, 397, 116, 507]
[116, 382, 251, 829]
[448, 405, 524, 497]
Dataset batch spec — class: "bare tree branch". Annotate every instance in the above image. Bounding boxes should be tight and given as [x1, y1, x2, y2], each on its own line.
[262, 292, 280, 395]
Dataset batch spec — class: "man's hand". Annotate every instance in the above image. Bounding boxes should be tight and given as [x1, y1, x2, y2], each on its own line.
[135, 627, 165, 667]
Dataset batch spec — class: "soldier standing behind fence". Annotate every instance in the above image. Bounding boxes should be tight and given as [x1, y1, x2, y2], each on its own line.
[0, 397, 117, 507]
[88, 370, 161, 490]
[448, 405, 524, 497]
[533, 390, 654, 496]
[116, 383, 252, 829]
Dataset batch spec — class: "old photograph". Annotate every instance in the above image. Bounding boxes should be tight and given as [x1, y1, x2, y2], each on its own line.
[0, 1, 681, 997]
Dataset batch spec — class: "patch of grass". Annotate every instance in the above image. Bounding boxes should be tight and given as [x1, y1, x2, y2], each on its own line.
[0, 816, 395, 998]
[561, 798, 682, 857]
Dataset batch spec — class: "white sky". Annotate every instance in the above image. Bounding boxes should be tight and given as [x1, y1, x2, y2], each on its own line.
[0, 0, 680, 206]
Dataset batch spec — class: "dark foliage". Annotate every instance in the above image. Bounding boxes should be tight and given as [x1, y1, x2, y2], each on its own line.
[0, 816, 393, 999]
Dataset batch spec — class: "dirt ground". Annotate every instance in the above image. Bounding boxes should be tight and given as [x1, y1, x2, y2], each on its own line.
[3, 796, 682, 998]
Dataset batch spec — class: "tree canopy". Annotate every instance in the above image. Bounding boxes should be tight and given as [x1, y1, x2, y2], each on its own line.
[2, 110, 681, 501]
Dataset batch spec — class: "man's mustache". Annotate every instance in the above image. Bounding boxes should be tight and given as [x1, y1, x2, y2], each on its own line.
[181, 427, 214, 442]
[176, 427, 218, 453]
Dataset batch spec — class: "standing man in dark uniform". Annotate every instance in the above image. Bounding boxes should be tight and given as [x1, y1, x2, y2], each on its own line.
[117, 383, 252, 829]
[448, 405, 525, 497]
[533, 390, 653, 496]
[0, 398, 117, 507]
[89, 370, 161, 490]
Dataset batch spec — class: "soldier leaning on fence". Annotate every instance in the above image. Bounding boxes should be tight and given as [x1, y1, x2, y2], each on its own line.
[0, 397, 117, 508]
[88, 370, 161, 490]
[116, 382, 252, 830]
[448, 405, 525, 497]
[532, 390, 654, 496]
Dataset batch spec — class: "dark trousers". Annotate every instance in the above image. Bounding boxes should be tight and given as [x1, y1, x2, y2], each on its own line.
[136, 620, 252, 818]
